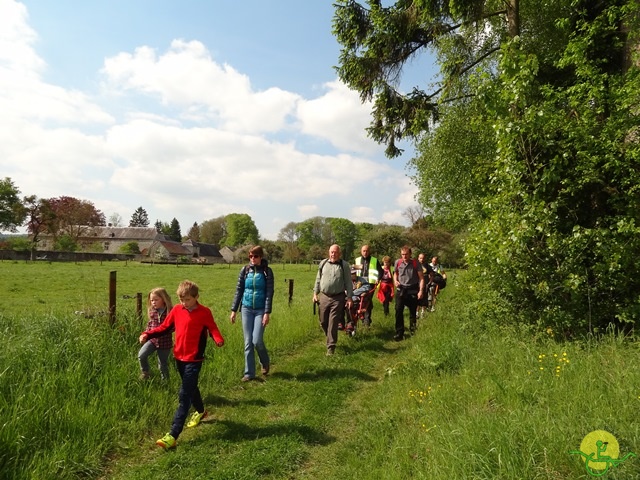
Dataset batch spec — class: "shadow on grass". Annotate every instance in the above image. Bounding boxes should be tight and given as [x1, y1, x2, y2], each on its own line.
[203, 419, 335, 446]
[269, 368, 377, 382]
[202, 394, 270, 408]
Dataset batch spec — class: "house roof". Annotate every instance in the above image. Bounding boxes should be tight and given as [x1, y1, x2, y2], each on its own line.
[88, 226, 163, 240]
[156, 240, 191, 255]
[183, 241, 222, 257]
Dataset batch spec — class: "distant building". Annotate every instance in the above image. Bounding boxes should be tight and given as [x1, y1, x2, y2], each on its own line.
[36, 226, 165, 254]
[182, 240, 224, 264]
[142, 239, 192, 262]
[219, 246, 236, 264]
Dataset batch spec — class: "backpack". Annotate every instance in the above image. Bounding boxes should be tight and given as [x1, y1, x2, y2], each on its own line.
[244, 263, 268, 279]
[318, 258, 345, 280]
[394, 258, 419, 273]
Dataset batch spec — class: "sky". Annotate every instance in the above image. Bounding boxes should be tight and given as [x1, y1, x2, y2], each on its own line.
[1, 0, 436, 240]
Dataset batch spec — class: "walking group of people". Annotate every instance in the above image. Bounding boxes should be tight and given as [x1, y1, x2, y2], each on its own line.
[136, 243, 445, 449]
[137, 245, 273, 450]
[313, 244, 446, 355]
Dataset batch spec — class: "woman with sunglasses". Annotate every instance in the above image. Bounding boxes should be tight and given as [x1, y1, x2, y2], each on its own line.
[230, 245, 274, 381]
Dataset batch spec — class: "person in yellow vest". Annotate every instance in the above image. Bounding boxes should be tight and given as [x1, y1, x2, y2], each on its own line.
[352, 244, 383, 327]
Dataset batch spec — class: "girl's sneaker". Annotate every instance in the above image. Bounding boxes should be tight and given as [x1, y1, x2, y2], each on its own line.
[186, 410, 208, 428]
[156, 433, 176, 449]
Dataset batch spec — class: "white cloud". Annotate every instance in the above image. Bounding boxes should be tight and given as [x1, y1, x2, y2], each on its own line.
[0, 0, 43, 75]
[296, 80, 378, 154]
[297, 204, 319, 218]
[0, 1, 418, 240]
[101, 39, 300, 133]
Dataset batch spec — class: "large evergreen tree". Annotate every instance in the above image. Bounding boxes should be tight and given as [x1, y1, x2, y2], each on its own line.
[168, 218, 182, 242]
[129, 207, 150, 227]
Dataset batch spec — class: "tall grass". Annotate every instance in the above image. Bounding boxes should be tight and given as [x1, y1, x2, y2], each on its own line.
[1, 261, 639, 479]
[0, 261, 320, 479]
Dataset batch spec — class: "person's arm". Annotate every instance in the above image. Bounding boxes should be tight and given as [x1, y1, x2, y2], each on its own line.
[263, 267, 274, 326]
[206, 311, 225, 347]
[393, 260, 400, 287]
[344, 261, 354, 299]
[313, 263, 322, 303]
[140, 307, 175, 343]
[417, 267, 425, 299]
[264, 267, 274, 314]
[230, 267, 246, 323]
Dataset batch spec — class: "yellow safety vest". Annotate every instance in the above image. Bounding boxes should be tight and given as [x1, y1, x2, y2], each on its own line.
[355, 256, 380, 284]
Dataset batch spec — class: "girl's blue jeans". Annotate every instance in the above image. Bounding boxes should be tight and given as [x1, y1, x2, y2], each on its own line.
[241, 306, 270, 378]
[138, 341, 171, 380]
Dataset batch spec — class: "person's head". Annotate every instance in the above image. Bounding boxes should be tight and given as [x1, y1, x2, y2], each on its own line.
[147, 287, 172, 312]
[361, 244, 371, 258]
[248, 245, 264, 265]
[418, 253, 425, 264]
[351, 268, 358, 280]
[400, 245, 412, 260]
[382, 255, 391, 267]
[431, 256, 438, 264]
[176, 280, 199, 309]
[329, 244, 341, 262]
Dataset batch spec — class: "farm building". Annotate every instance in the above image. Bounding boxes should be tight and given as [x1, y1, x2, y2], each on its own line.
[36, 226, 165, 254]
[182, 240, 225, 264]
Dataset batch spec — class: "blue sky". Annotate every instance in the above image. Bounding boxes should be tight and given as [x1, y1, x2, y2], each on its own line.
[1, 0, 435, 240]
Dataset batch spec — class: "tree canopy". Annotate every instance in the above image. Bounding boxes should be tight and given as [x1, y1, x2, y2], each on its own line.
[0, 177, 26, 233]
[334, 0, 640, 332]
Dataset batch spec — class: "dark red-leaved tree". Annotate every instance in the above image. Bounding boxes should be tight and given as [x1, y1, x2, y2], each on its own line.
[42, 196, 106, 244]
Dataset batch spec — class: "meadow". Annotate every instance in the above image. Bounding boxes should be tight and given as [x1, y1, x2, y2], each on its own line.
[1, 260, 639, 479]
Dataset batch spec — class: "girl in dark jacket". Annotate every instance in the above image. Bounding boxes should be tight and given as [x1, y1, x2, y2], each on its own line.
[230, 245, 274, 381]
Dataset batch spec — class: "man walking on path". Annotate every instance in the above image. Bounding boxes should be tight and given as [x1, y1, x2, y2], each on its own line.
[393, 246, 425, 341]
[353, 244, 383, 327]
[313, 244, 353, 356]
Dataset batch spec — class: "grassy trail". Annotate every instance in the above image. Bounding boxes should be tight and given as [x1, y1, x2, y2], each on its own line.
[106, 313, 406, 480]
[7, 263, 638, 479]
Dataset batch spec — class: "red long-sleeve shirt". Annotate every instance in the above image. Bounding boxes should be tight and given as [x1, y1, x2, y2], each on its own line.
[144, 303, 224, 362]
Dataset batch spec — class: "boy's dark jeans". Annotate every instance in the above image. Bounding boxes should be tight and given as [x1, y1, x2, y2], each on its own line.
[170, 360, 204, 439]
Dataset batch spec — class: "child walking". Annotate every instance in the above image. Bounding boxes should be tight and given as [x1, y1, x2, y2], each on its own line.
[138, 287, 173, 381]
[139, 280, 225, 450]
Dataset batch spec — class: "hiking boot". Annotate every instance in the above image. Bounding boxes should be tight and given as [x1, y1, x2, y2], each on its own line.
[393, 334, 404, 341]
[156, 433, 176, 449]
[326, 348, 335, 356]
[139, 371, 149, 381]
[186, 410, 208, 428]
[261, 364, 270, 375]
[241, 375, 253, 382]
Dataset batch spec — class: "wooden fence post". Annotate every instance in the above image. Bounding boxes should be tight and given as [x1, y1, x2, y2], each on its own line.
[136, 292, 143, 321]
[286, 278, 294, 306]
[109, 271, 116, 326]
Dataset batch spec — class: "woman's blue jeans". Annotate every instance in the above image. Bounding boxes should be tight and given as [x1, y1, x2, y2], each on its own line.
[241, 306, 270, 378]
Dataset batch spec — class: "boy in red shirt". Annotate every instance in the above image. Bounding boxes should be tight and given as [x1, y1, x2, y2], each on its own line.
[139, 280, 224, 449]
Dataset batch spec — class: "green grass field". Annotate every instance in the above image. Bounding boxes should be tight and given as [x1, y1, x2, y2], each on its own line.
[1, 260, 639, 479]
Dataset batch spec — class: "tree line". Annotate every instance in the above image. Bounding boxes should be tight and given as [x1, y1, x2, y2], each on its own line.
[0, 179, 461, 265]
